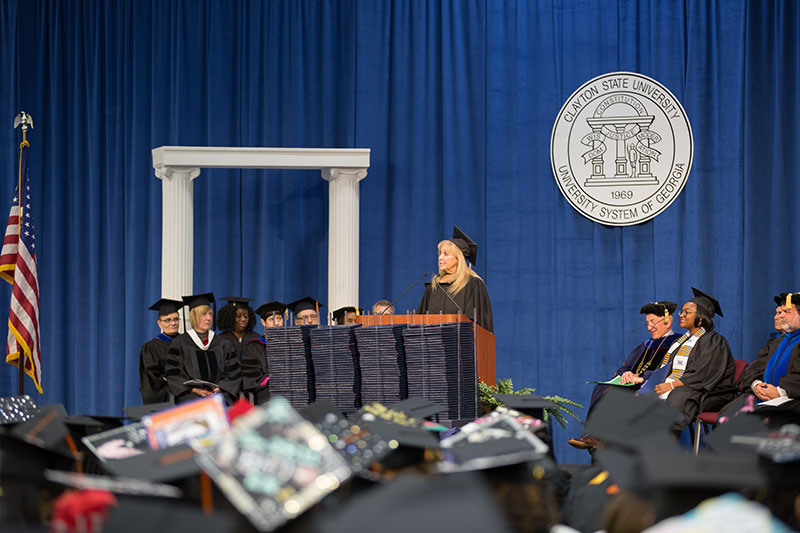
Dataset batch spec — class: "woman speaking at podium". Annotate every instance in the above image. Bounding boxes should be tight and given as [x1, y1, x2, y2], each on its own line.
[417, 226, 493, 332]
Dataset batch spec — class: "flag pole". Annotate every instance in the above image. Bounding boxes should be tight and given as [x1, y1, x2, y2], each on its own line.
[12, 111, 32, 395]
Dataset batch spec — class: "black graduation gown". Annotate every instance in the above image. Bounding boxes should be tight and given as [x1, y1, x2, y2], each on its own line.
[416, 277, 493, 332]
[663, 330, 736, 429]
[138, 334, 177, 404]
[240, 336, 271, 404]
[740, 335, 783, 389]
[165, 332, 242, 405]
[217, 330, 260, 359]
[587, 332, 682, 412]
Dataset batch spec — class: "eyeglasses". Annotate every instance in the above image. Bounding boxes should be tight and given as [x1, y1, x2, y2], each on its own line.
[678, 309, 695, 316]
[159, 318, 181, 324]
[645, 319, 664, 327]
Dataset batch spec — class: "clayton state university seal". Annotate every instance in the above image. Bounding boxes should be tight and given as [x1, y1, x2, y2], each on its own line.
[550, 72, 693, 226]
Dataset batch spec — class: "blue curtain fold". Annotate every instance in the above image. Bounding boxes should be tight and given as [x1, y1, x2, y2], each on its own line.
[1, 0, 799, 463]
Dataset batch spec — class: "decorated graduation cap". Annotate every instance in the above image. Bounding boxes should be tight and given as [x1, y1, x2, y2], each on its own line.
[255, 301, 287, 319]
[690, 287, 723, 317]
[332, 306, 362, 324]
[148, 298, 184, 317]
[288, 296, 324, 314]
[449, 225, 478, 265]
[220, 296, 254, 308]
[640, 301, 677, 324]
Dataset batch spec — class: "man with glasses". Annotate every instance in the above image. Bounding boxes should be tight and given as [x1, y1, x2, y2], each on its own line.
[569, 301, 682, 450]
[139, 298, 183, 403]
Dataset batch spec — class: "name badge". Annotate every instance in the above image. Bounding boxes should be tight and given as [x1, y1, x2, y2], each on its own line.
[672, 355, 688, 371]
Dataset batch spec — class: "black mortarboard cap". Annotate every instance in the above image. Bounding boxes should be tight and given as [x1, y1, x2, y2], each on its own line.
[10, 403, 71, 451]
[100, 443, 203, 483]
[450, 225, 478, 264]
[105, 496, 240, 532]
[332, 306, 362, 324]
[640, 301, 677, 316]
[182, 292, 215, 310]
[774, 292, 800, 309]
[300, 399, 346, 425]
[388, 398, 447, 420]
[288, 296, 323, 314]
[318, 472, 513, 533]
[357, 418, 439, 450]
[493, 394, 557, 420]
[148, 298, 184, 316]
[220, 296, 254, 308]
[690, 287, 723, 317]
[702, 413, 769, 457]
[255, 301, 287, 319]
[439, 413, 549, 470]
[584, 388, 680, 447]
[123, 402, 174, 422]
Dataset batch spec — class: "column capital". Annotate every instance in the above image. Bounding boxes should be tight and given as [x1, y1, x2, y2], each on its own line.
[321, 167, 368, 182]
[154, 166, 202, 181]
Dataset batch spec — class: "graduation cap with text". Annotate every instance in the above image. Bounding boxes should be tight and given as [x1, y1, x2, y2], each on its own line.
[149, 298, 184, 317]
[450, 225, 478, 265]
[332, 306, 363, 324]
[288, 296, 324, 315]
[255, 301, 287, 319]
[690, 287, 723, 317]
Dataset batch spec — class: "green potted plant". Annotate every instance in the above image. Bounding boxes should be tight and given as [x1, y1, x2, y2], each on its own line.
[479, 378, 582, 429]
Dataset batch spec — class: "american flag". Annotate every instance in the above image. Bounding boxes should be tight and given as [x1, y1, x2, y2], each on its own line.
[0, 142, 42, 393]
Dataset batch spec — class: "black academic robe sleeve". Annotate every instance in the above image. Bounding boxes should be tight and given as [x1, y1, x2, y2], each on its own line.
[165, 333, 242, 405]
[678, 331, 736, 394]
[777, 344, 800, 398]
[741, 336, 782, 389]
[138, 338, 172, 404]
[217, 330, 260, 359]
[240, 338, 271, 404]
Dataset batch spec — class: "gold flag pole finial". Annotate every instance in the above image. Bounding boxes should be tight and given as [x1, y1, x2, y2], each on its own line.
[13, 111, 33, 146]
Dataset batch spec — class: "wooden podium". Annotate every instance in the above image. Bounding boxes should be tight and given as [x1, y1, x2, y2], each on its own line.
[356, 313, 496, 386]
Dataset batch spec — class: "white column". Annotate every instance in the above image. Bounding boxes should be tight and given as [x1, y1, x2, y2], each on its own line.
[154, 166, 201, 300]
[322, 167, 368, 312]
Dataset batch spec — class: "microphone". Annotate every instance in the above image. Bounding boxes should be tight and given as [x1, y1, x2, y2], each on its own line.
[381, 272, 429, 314]
[438, 283, 464, 315]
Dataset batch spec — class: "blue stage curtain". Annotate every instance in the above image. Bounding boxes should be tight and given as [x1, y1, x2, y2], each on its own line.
[1, 1, 799, 464]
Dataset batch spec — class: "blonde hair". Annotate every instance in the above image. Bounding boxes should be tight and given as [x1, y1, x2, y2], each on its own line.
[432, 240, 481, 296]
[189, 305, 212, 330]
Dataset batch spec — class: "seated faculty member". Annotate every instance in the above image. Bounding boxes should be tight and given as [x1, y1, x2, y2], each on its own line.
[216, 296, 260, 358]
[165, 292, 241, 405]
[648, 288, 737, 432]
[289, 296, 323, 326]
[372, 299, 395, 315]
[722, 292, 800, 414]
[240, 301, 287, 404]
[568, 300, 682, 449]
[417, 226, 493, 332]
[139, 298, 183, 404]
[333, 306, 363, 325]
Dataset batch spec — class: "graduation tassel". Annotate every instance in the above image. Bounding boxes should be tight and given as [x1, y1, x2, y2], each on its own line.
[663, 307, 669, 325]
[787, 293, 794, 310]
